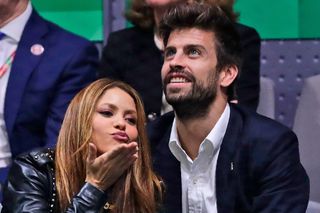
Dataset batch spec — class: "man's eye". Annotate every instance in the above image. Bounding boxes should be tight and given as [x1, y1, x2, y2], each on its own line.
[164, 49, 176, 59]
[188, 48, 200, 56]
[99, 111, 113, 117]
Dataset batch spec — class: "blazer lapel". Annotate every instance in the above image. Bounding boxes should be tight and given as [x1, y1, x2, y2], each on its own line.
[151, 109, 243, 212]
[4, 10, 48, 138]
[153, 122, 182, 213]
[216, 105, 243, 212]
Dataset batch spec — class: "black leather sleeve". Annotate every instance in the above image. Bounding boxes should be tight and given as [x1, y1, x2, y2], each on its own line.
[2, 151, 107, 213]
[2, 153, 53, 212]
[65, 183, 107, 213]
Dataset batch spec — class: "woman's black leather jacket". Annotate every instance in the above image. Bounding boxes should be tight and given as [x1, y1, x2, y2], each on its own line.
[1, 148, 108, 213]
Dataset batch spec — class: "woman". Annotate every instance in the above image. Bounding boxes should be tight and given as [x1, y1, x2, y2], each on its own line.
[2, 79, 163, 213]
[99, 0, 261, 121]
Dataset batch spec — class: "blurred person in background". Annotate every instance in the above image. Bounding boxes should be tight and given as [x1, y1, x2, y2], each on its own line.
[0, 0, 98, 195]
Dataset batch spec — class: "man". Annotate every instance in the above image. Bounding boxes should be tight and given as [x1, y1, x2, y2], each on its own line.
[0, 0, 98, 188]
[99, 0, 260, 122]
[147, 3, 309, 213]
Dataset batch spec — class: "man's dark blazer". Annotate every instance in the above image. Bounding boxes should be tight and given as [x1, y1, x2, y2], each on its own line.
[4, 9, 98, 158]
[99, 23, 260, 120]
[147, 105, 309, 213]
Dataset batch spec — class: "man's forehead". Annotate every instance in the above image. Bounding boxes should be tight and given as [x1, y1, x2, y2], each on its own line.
[167, 28, 216, 47]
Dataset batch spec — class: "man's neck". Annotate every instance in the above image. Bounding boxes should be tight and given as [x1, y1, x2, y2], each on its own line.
[0, 0, 29, 28]
[175, 97, 227, 160]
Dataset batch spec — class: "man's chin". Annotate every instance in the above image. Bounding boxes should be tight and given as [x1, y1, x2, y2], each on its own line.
[166, 94, 189, 105]
[165, 86, 190, 98]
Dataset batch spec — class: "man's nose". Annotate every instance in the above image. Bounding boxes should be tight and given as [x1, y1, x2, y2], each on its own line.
[169, 63, 185, 72]
[169, 54, 186, 71]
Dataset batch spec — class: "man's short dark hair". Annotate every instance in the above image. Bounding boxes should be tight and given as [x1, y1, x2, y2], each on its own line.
[159, 2, 242, 99]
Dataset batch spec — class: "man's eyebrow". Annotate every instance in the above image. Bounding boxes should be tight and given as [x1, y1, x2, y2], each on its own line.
[164, 46, 175, 51]
[184, 44, 206, 49]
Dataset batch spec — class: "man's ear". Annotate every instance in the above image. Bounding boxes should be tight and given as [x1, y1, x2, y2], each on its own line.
[219, 65, 238, 87]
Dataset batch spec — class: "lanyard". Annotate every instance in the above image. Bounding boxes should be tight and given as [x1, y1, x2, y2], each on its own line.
[0, 50, 16, 77]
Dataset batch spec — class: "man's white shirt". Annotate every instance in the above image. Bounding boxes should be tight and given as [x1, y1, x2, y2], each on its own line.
[169, 104, 230, 213]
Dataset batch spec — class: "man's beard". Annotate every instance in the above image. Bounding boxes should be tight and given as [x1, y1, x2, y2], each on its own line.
[164, 71, 218, 121]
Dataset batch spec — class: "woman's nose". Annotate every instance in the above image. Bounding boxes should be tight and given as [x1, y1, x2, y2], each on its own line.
[114, 118, 125, 130]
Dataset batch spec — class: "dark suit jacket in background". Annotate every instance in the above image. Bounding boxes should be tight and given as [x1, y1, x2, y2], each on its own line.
[99, 23, 260, 120]
[147, 105, 309, 213]
[4, 9, 98, 158]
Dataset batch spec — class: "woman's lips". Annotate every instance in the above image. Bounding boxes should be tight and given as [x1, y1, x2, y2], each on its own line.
[112, 132, 129, 142]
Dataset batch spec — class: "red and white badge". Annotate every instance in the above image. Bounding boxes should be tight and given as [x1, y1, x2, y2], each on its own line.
[30, 44, 44, 56]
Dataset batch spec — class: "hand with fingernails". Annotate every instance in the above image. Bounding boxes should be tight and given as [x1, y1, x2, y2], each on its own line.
[85, 142, 138, 191]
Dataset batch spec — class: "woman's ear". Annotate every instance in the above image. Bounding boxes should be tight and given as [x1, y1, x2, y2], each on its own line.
[219, 65, 238, 87]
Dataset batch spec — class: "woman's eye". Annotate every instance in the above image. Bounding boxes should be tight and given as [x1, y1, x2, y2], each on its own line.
[126, 117, 137, 125]
[99, 111, 113, 117]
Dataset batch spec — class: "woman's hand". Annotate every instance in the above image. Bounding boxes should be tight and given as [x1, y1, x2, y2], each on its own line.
[85, 142, 138, 191]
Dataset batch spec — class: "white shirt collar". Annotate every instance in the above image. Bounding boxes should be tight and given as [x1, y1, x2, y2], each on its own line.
[169, 104, 230, 164]
[0, 1, 32, 42]
[203, 103, 230, 154]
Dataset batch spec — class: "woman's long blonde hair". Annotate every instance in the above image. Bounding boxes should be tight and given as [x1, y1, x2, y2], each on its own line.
[126, 0, 239, 29]
[55, 79, 163, 213]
